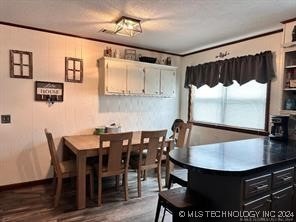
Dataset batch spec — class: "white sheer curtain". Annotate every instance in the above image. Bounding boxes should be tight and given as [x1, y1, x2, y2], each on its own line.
[191, 80, 267, 130]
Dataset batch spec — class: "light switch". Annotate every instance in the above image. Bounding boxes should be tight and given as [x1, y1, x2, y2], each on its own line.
[1, 115, 11, 124]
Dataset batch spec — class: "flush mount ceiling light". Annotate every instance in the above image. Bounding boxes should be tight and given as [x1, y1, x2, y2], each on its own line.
[114, 16, 142, 37]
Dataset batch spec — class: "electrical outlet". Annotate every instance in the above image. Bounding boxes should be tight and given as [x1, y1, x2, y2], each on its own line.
[1, 115, 11, 124]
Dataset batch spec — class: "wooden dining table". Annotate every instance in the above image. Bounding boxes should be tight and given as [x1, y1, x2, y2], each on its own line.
[63, 131, 174, 209]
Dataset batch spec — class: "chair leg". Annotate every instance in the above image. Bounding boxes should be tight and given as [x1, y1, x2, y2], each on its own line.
[115, 175, 120, 191]
[52, 172, 57, 195]
[154, 197, 161, 222]
[161, 208, 166, 222]
[157, 166, 162, 192]
[89, 173, 94, 200]
[124, 173, 128, 201]
[98, 176, 102, 206]
[137, 169, 142, 197]
[54, 177, 62, 207]
[143, 170, 147, 180]
[122, 173, 125, 186]
[168, 175, 172, 189]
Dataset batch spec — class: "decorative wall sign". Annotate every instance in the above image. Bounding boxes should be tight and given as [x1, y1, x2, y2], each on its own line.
[35, 81, 64, 102]
[65, 57, 83, 83]
[10, 50, 33, 79]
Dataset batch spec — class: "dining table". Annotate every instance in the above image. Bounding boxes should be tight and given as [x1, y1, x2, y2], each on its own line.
[63, 131, 174, 209]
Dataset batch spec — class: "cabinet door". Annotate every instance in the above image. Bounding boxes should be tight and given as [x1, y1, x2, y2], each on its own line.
[271, 186, 293, 211]
[105, 60, 126, 94]
[126, 64, 145, 94]
[160, 69, 176, 97]
[144, 67, 160, 96]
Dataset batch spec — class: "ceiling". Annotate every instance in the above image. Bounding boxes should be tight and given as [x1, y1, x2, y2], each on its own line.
[0, 0, 295, 55]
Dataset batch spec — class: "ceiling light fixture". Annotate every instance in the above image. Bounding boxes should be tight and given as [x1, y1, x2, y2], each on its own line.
[114, 16, 142, 37]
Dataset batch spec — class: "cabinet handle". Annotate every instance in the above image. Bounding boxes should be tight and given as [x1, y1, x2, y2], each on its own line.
[266, 199, 272, 203]
[142, 89, 145, 93]
[252, 203, 265, 210]
[280, 176, 292, 181]
[155, 91, 159, 94]
[255, 184, 268, 190]
[122, 90, 125, 93]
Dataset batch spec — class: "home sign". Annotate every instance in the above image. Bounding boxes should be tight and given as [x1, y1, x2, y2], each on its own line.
[35, 81, 64, 102]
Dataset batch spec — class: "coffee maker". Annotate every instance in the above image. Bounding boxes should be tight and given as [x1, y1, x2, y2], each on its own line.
[269, 115, 289, 141]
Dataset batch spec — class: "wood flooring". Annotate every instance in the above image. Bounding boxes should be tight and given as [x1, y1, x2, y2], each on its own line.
[0, 170, 174, 222]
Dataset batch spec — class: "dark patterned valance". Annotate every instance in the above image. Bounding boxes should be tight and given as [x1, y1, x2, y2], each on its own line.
[184, 51, 275, 88]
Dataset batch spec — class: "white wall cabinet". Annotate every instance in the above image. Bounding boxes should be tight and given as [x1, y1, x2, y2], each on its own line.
[283, 21, 296, 46]
[160, 69, 176, 97]
[126, 63, 145, 94]
[99, 57, 177, 97]
[104, 59, 126, 94]
[144, 67, 160, 96]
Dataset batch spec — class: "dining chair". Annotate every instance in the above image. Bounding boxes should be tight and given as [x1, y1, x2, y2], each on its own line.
[137, 129, 167, 197]
[44, 129, 94, 207]
[168, 122, 192, 189]
[155, 187, 195, 222]
[96, 132, 133, 206]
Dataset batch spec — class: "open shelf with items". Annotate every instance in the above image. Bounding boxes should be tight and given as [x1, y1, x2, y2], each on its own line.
[282, 48, 296, 112]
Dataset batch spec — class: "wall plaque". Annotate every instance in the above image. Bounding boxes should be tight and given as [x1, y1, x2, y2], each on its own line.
[35, 81, 64, 102]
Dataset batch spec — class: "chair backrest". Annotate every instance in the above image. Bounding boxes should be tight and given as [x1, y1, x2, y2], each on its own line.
[99, 132, 133, 174]
[174, 123, 192, 148]
[44, 129, 62, 175]
[139, 129, 167, 167]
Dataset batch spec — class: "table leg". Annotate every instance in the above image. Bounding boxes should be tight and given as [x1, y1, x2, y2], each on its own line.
[165, 140, 174, 187]
[76, 152, 86, 209]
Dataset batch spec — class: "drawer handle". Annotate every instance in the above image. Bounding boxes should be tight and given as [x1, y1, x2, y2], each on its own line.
[255, 184, 268, 190]
[274, 194, 286, 200]
[280, 176, 292, 181]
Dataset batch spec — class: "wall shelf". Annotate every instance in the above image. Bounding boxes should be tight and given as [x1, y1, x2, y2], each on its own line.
[285, 65, 296, 69]
[283, 88, 296, 91]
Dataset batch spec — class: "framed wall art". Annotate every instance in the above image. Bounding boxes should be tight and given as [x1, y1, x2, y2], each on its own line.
[65, 57, 83, 83]
[10, 50, 33, 79]
[124, 49, 136, 60]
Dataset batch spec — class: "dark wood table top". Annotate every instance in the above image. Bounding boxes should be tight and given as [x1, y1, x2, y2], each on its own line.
[169, 137, 296, 175]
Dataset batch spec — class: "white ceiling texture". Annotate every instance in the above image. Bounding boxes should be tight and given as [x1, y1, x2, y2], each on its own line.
[0, 0, 295, 55]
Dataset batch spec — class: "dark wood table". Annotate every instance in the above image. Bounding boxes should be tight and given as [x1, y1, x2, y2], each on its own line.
[64, 132, 174, 209]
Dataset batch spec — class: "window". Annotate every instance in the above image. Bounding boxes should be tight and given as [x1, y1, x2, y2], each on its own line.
[191, 80, 269, 132]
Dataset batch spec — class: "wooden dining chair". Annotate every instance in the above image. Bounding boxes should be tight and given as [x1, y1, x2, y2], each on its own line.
[168, 123, 192, 189]
[44, 129, 94, 207]
[96, 132, 133, 206]
[137, 129, 167, 197]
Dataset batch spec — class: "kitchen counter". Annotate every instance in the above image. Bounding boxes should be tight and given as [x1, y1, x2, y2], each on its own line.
[169, 138, 296, 221]
[169, 137, 296, 176]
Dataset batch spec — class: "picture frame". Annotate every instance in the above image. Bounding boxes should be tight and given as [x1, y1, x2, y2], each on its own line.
[10, 50, 33, 79]
[35, 81, 64, 102]
[124, 49, 136, 60]
[65, 57, 83, 83]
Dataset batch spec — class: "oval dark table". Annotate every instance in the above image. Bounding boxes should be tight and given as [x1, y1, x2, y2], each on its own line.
[169, 137, 296, 222]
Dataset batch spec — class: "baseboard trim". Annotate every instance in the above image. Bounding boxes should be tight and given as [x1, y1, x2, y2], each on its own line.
[0, 178, 53, 191]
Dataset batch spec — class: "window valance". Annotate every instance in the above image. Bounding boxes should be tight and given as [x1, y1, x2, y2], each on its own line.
[184, 51, 275, 89]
